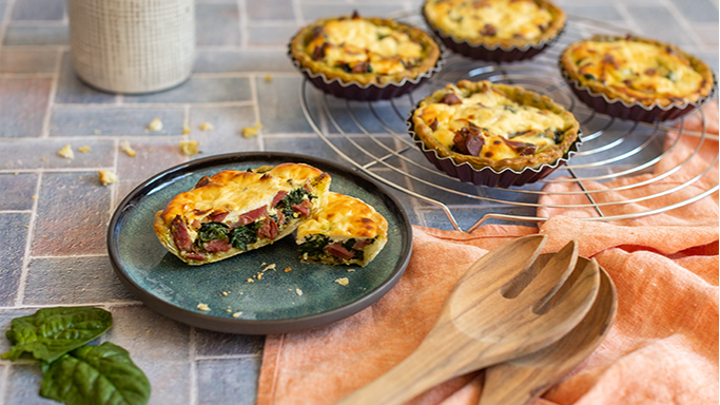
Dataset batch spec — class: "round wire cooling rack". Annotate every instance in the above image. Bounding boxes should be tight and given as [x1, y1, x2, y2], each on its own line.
[298, 12, 719, 232]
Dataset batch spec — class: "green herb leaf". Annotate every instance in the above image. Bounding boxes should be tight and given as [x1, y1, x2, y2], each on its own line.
[2, 307, 113, 363]
[40, 342, 151, 405]
[197, 222, 229, 243]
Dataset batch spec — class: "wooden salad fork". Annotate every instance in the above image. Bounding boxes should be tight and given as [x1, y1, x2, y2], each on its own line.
[334, 234, 600, 405]
[479, 257, 617, 405]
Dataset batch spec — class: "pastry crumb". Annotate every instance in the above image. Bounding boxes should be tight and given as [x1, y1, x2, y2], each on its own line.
[232, 311, 243, 318]
[241, 126, 259, 138]
[94, 129, 101, 135]
[197, 303, 211, 311]
[264, 74, 273, 83]
[78, 146, 91, 153]
[334, 277, 349, 286]
[120, 140, 137, 157]
[148, 118, 163, 132]
[97, 170, 117, 186]
[295, 288, 303, 296]
[257, 273, 263, 280]
[57, 144, 74, 159]
[284, 267, 291, 272]
[246, 278, 254, 283]
[262, 263, 276, 272]
[182, 124, 191, 135]
[200, 122, 214, 131]
[179, 140, 200, 155]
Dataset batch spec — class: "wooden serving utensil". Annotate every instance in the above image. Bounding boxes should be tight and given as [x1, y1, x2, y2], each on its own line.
[334, 234, 600, 405]
[479, 257, 617, 405]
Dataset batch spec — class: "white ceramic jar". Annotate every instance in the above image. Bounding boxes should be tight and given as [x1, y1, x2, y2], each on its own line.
[67, 0, 195, 94]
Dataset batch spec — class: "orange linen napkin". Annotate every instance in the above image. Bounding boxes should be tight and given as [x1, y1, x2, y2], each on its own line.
[257, 103, 719, 405]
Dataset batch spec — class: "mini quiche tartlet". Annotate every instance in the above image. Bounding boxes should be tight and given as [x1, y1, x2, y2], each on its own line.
[296, 192, 388, 267]
[422, 0, 565, 62]
[408, 80, 580, 187]
[288, 12, 443, 100]
[559, 35, 716, 122]
[153, 163, 331, 266]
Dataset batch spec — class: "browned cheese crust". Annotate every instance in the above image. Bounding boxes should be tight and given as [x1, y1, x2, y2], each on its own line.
[410, 80, 579, 172]
[289, 14, 441, 86]
[153, 163, 331, 265]
[423, 0, 566, 49]
[559, 35, 715, 108]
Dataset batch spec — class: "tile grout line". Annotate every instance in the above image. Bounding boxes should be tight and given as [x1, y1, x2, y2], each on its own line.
[39, 50, 63, 139]
[13, 171, 43, 307]
[250, 74, 265, 151]
[238, 0, 248, 49]
[0, 0, 17, 54]
[0, 363, 8, 405]
[656, 0, 707, 48]
[611, 1, 642, 36]
[110, 136, 120, 212]
[292, 0, 304, 25]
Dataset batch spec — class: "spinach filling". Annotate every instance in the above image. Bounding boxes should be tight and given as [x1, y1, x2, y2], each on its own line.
[276, 187, 315, 218]
[229, 222, 262, 252]
[298, 234, 330, 257]
[197, 222, 230, 244]
[195, 221, 262, 252]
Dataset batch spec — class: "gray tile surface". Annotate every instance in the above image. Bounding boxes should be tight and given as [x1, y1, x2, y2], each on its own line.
[11, 0, 65, 21]
[2, 24, 68, 46]
[0, 139, 116, 171]
[0, 78, 51, 138]
[50, 107, 186, 136]
[194, 50, 297, 73]
[0, 173, 37, 210]
[0, 213, 29, 307]
[0, 49, 57, 74]
[31, 172, 112, 256]
[55, 52, 117, 104]
[124, 77, 252, 104]
[196, 3, 241, 46]
[23, 256, 135, 305]
[256, 76, 314, 133]
[0, 0, 717, 403]
[197, 358, 262, 405]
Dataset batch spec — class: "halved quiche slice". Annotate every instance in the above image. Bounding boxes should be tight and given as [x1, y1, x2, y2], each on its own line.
[296, 192, 388, 267]
[153, 163, 331, 266]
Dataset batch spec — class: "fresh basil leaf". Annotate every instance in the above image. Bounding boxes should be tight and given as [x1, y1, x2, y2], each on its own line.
[2, 307, 113, 363]
[40, 342, 151, 405]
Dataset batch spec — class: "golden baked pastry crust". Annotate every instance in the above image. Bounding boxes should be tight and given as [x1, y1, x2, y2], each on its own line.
[409, 80, 580, 172]
[423, 0, 565, 50]
[289, 14, 441, 87]
[559, 35, 715, 108]
[296, 192, 388, 267]
[153, 163, 331, 266]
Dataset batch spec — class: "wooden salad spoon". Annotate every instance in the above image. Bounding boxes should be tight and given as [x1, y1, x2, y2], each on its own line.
[334, 234, 600, 405]
[479, 257, 617, 405]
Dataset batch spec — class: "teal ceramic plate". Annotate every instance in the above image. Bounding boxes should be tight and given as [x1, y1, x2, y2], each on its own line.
[107, 153, 412, 335]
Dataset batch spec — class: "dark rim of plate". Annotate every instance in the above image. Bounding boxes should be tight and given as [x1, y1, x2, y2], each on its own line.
[106, 152, 413, 335]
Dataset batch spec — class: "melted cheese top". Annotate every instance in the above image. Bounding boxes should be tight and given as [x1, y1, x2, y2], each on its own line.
[568, 39, 705, 99]
[161, 164, 326, 226]
[297, 192, 388, 241]
[305, 18, 425, 75]
[418, 85, 566, 161]
[424, 0, 553, 41]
